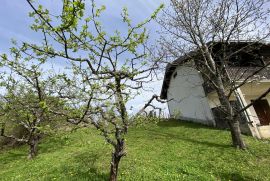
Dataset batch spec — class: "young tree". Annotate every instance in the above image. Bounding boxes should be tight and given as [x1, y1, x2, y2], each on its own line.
[0, 51, 66, 159]
[20, 0, 163, 180]
[159, 0, 270, 149]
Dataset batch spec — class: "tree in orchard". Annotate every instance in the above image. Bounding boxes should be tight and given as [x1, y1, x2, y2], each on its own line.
[0, 49, 66, 159]
[21, 0, 163, 180]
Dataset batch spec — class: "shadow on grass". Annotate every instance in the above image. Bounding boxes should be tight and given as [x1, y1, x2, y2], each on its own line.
[0, 135, 73, 165]
[157, 119, 215, 129]
[0, 151, 26, 165]
[146, 129, 231, 149]
[38, 134, 74, 155]
[53, 151, 109, 181]
[218, 172, 255, 181]
[180, 137, 231, 149]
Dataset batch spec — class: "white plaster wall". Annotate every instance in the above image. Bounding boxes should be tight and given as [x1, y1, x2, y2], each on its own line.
[207, 94, 221, 108]
[167, 66, 215, 125]
[208, 93, 263, 125]
[207, 82, 270, 126]
[244, 97, 260, 125]
[258, 126, 270, 139]
[244, 83, 270, 125]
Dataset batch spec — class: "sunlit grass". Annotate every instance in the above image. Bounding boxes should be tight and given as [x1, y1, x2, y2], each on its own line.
[1, 119, 270, 180]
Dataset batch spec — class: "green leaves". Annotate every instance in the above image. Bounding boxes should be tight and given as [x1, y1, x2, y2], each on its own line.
[95, 5, 106, 17]
[151, 3, 165, 19]
[122, 6, 131, 26]
[39, 101, 48, 110]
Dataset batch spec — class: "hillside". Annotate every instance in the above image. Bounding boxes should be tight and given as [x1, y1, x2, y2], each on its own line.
[1, 120, 270, 181]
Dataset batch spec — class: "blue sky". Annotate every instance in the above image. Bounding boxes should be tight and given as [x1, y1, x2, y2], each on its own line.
[0, 0, 166, 51]
[0, 0, 169, 115]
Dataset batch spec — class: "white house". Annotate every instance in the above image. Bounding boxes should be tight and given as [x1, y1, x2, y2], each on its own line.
[160, 42, 270, 138]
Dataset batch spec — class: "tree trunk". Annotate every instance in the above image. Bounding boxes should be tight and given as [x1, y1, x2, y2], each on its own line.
[28, 137, 39, 159]
[215, 76, 246, 149]
[109, 152, 121, 181]
[228, 116, 246, 149]
[109, 140, 125, 181]
[110, 77, 127, 180]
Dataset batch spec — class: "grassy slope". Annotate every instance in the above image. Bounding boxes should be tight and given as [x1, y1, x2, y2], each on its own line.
[1, 120, 270, 181]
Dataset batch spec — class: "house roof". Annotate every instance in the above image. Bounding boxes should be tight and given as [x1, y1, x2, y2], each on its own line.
[160, 41, 270, 99]
[227, 67, 270, 81]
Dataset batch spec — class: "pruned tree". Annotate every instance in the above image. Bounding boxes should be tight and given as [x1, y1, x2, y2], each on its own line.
[158, 0, 270, 149]
[18, 0, 163, 180]
[0, 50, 66, 159]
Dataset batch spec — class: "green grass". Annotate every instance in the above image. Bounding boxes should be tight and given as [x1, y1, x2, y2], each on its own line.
[1, 120, 270, 181]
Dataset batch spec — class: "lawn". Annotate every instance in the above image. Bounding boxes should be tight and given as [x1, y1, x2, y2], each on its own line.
[0, 120, 270, 181]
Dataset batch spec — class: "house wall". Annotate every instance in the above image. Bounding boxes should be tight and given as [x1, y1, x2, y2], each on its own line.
[167, 66, 215, 125]
[208, 93, 262, 124]
[208, 82, 270, 125]
[243, 82, 270, 126]
[207, 82, 270, 138]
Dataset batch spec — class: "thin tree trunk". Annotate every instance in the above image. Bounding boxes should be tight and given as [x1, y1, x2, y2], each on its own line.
[229, 116, 246, 149]
[215, 76, 246, 149]
[106, 77, 127, 181]
[109, 152, 121, 181]
[28, 137, 39, 159]
[109, 140, 125, 181]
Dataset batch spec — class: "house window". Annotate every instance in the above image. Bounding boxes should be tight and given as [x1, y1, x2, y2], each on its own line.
[252, 99, 270, 125]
